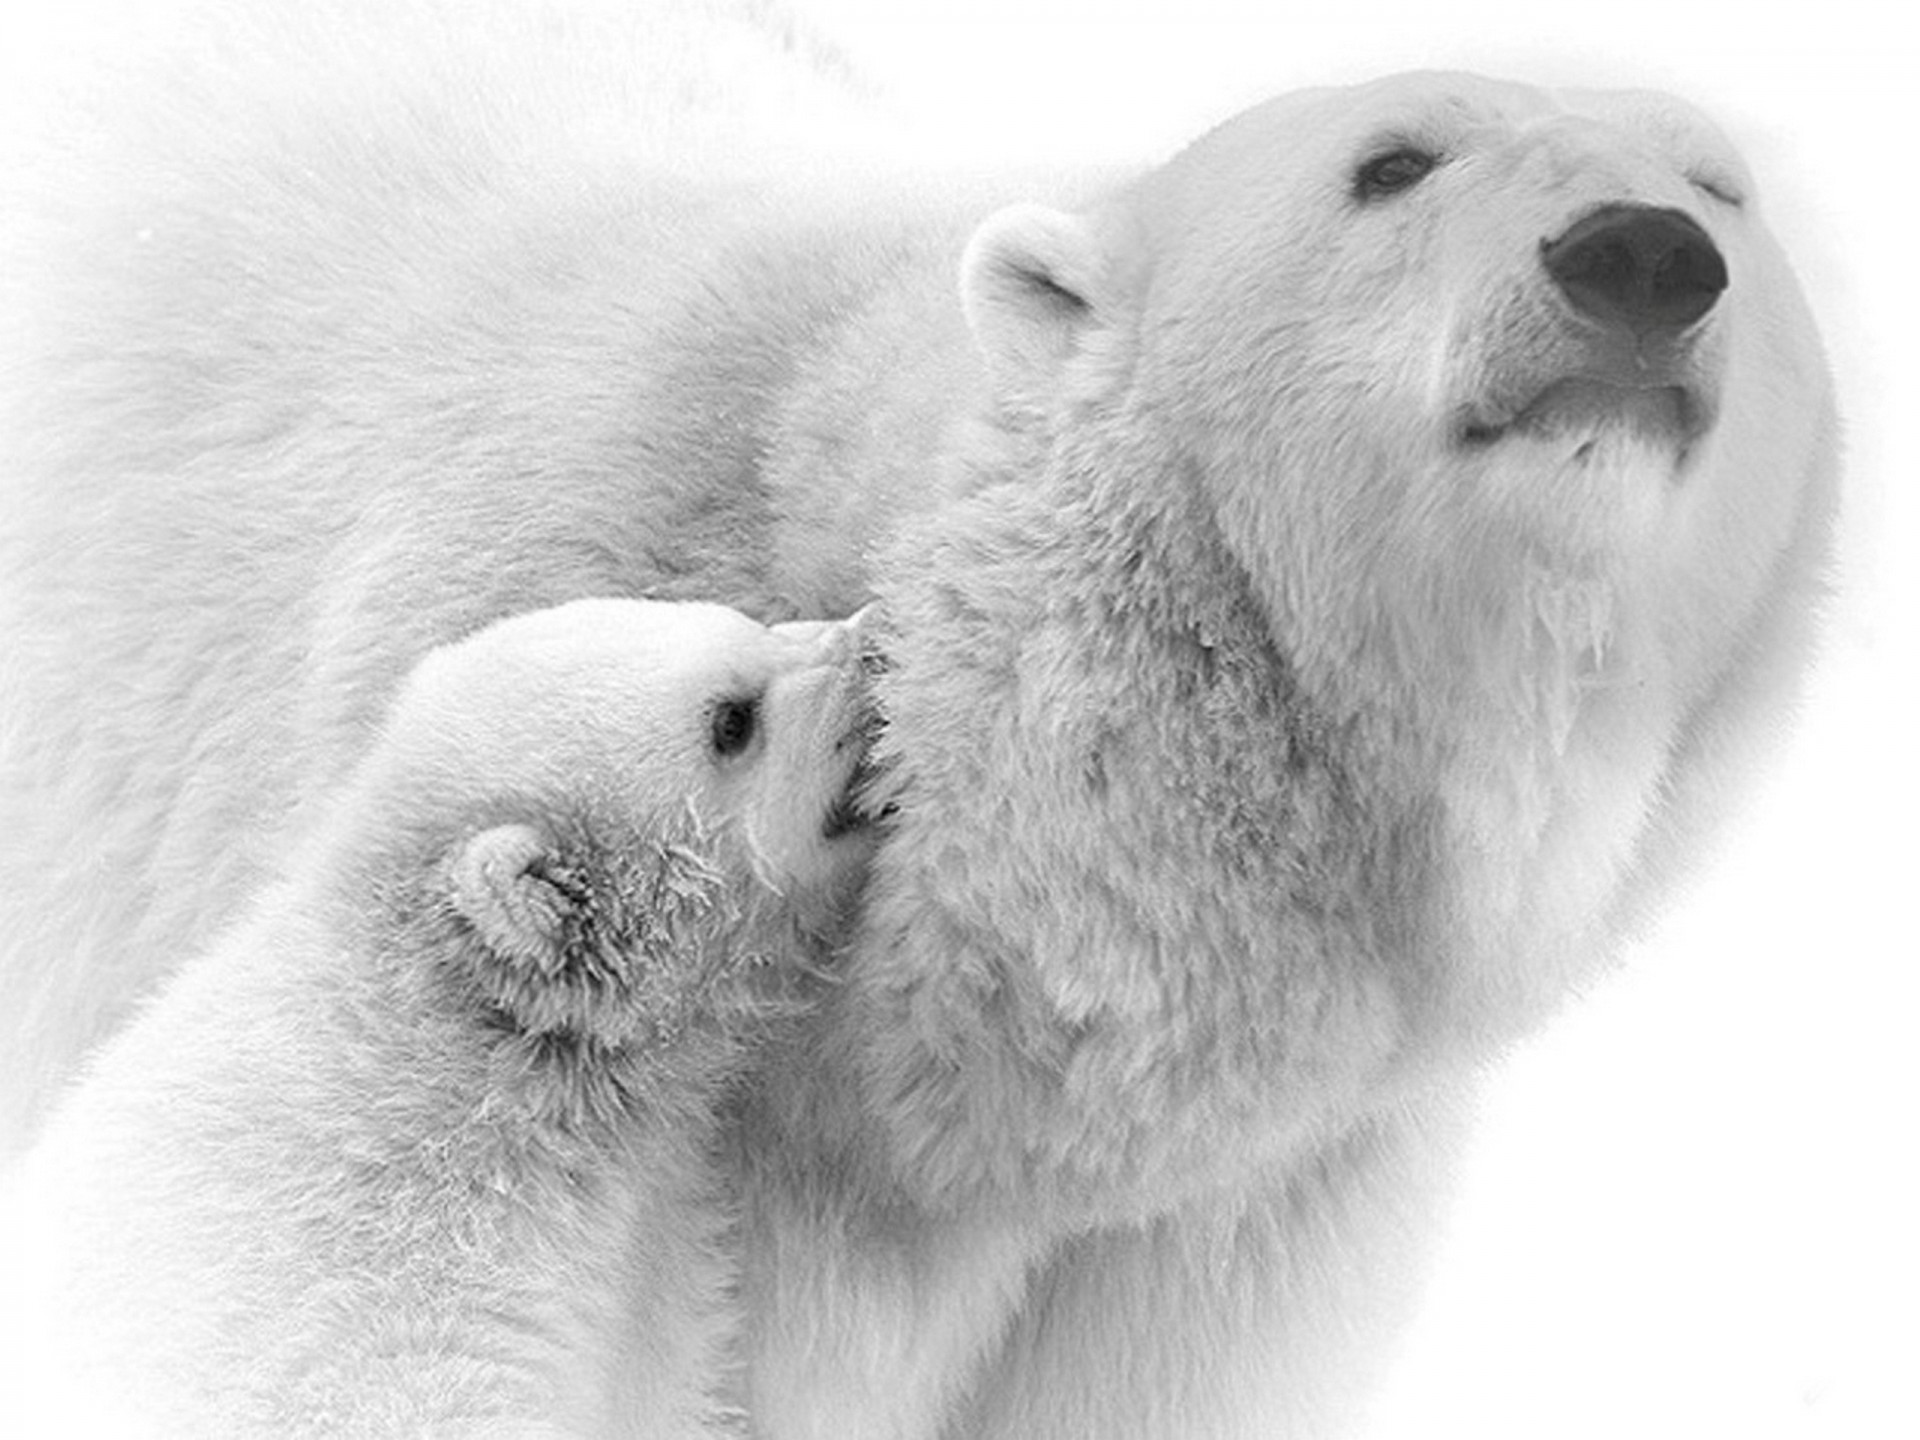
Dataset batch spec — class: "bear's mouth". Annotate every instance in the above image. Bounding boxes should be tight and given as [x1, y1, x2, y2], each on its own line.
[821, 720, 876, 841]
[821, 655, 892, 842]
[821, 787, 867, 841]
[821, 746, 900, 840]
[1458, 378, 1705, 451]
[1454, 314, 1723, 462]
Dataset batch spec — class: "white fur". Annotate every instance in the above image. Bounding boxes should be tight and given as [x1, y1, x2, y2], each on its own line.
[0, 6, 1836, 1437]
[0, 598, 874, 1436]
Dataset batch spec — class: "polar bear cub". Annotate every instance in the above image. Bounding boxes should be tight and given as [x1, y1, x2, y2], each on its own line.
[0, 598, 876, 1438]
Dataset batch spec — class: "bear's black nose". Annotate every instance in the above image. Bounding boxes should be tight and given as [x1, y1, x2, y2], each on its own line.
[1540, 204, 1728, 334]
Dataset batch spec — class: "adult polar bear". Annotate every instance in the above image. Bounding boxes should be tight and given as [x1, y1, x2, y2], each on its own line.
[0, 0, 1836, 1436]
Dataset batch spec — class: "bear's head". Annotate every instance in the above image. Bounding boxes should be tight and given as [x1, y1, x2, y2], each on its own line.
[850, 72, 1837, 1218]
[963, 72, 1831, 726]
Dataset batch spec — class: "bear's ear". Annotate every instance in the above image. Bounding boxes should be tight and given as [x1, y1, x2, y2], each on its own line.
[449, 823, 581, 977]
[960, 204, 1115, 412]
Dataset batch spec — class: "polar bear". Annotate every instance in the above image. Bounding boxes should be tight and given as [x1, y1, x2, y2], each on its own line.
[0, 3, 1838, 1437]
[0, 598, 877, 1438]
[731, 75, 1838, 1439]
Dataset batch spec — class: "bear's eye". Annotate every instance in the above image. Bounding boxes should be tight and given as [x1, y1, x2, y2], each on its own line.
[1352, 146, 1440, 202]
[709, 695, 760, 758]
[1688, 172, 1746, 208]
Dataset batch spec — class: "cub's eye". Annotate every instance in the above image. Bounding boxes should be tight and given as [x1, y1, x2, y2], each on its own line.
[1352, 146, 1440, 202]
[709, 696, 760, 758]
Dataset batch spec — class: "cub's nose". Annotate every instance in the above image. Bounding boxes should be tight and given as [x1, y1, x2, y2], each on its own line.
[1541, 204, 1728, 334]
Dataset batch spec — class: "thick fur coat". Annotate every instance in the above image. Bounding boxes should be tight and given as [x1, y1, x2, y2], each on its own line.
[1, 598, 875, 1436]
[0, 2, 1837, 1435]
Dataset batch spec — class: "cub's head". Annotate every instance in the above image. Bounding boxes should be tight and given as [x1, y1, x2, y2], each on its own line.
[340, 599, 876, 1051]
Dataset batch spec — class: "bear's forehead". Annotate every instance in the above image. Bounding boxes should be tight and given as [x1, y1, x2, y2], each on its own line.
[406, 600, 784, 718]
[1197, 70, 1721, 171]
[1339, 70, 1561, 128]
[1141, 68, 1739, 244]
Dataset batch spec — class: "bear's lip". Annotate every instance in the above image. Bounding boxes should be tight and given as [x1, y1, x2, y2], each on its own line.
[820, 700, 889, 841]
[1454, 326, 1722, 454]
[1458, 377, 1704, 449]
[820, 789, 867, 841]
[819, 733, 869, 840]
[820, 633, 899, 841]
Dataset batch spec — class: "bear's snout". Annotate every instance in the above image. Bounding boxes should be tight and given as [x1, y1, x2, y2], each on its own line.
[1540, 204, 1727, 335]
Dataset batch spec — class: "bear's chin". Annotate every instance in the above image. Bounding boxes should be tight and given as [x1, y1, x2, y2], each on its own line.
[1454, 377, 1723, 546]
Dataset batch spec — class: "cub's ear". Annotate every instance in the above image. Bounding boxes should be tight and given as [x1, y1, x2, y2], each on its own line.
[960, 204, 1117, 412]
[449, 823, 580, 978]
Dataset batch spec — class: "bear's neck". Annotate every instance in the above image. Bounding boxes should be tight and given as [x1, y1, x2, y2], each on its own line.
[794, 432, 1413, 1219]
[1049, 420, 1681, 1039]
[779, 388, 1680, 1221]
[1180, 450, 1685, 1034]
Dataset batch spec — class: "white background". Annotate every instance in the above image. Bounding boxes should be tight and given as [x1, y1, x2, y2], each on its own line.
[792, 2, 1915, 1436]
[4, 0, 1910, 1434]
